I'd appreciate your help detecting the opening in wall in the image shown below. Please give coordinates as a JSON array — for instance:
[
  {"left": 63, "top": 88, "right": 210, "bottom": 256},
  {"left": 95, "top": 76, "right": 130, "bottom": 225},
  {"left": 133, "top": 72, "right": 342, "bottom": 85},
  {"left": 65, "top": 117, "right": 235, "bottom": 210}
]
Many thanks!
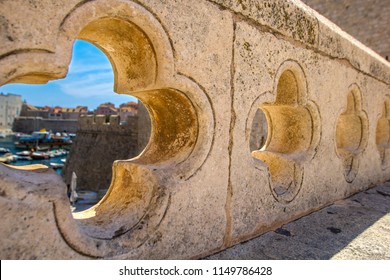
[
  {"left": 0, "top": 39, "right": 152, "bottom": 213},
  {"left": 251, "top": 61, "right": 321, "bottom": 203},
  {"left": 335, "top": 85, "right": 368, "bottom": 182},
  {"left": 1, "top": 10, "right": 202, "bottom": 242},
  {"left": 249, "top": 108, "right": 268, "bottom": 152},
  {"left": 376, "top": 98, "right": 390, "bottom": 168}
]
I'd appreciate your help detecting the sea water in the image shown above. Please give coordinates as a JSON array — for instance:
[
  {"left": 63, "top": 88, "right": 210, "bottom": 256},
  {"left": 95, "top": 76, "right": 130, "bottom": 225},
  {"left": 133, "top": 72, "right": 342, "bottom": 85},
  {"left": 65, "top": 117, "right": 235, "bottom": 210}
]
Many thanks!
[
  {"left": 0, "top": 135, "right": 68, "bottom": 174},
  {"left": 1, "top": 135, "right": 100, "bottom": 212}
]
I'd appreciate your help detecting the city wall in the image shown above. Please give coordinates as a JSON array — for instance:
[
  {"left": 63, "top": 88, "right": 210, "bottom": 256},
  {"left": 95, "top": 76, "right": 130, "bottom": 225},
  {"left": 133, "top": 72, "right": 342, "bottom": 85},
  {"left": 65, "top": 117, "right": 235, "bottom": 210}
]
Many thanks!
[
  {"left": 62, "top": 114, "right": 142, "bottom": 192},
  {"left": 0, "top": 0, "right": 389, "bottom": 259},
  {"left": 12, "top": 116, "right": 78, "bottom": 133}
]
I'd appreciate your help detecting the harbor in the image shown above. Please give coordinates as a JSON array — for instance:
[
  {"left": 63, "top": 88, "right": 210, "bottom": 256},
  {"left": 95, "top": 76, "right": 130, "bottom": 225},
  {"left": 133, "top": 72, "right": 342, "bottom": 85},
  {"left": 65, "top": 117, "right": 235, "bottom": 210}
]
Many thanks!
[
  {"left": 0, "top": 133, "right": 100, "bottom": 211},
  {"left": 0, "top": 133, "right": 69, "bottom": 174}
]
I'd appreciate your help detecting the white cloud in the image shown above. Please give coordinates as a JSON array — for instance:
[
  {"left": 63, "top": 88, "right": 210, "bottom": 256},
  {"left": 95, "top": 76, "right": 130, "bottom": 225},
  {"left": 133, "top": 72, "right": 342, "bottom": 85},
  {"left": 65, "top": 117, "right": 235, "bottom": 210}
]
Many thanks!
[
  {"left": 58, "top": 69, "right": 116, "bottom": 98},
  {"left": 55, "top": 40, "right": 134, "bottom": 102}
]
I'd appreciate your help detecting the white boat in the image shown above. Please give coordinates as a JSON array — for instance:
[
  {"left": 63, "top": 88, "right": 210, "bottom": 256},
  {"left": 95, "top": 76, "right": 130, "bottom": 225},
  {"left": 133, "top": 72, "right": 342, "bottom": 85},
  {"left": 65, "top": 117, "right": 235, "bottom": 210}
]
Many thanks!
[
  {"left": 49, "top": 149, "right": 67, "bottom": 157},
  {"left": 30, "top": 151, "right": 50, "bottom": 160},
  {"left": 15, "top": 155, "right": 33, "bottom": 161},
  {"left": 16, "top": 150, "right": 31, "bottom": 156},
  {"left": 49, "top": 162, "right": 64, "bottom": 169},
  {"left": 0, "top": 153, "right": 16, "bottom": 163},
  {"left": 0, "top": 147, "right": 11, "bottom": 154}
]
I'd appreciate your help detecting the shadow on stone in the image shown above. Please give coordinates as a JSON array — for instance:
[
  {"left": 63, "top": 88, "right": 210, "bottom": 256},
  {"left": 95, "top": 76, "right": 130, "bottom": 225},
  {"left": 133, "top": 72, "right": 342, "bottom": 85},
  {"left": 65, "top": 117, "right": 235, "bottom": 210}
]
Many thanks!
[{"left": 207, "top": 182, "right": 390, "bottom": 260}]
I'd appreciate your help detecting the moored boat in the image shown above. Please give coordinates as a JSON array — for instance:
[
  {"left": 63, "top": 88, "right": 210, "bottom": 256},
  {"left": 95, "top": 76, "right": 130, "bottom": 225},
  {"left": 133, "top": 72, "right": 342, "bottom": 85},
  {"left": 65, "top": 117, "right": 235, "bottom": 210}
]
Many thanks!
[
  {"left": 15, "top": 155, "right": 33, "bottom": 161},
  {"left": 16, "top": 150, "right": 31, "bottom": 156},
  {"left": 30, "top": 151, "right": 50, "bottom": 160},
  {"left": 0, "top": 153, "right": 16, "bottom": 163},
  {"left": 14, "top": 131, "right": 72, "bottom": 150},
  {"left": 0, "top": 147, "right": 11, "bottom": 154},
  {"left": 49, "top": 162, "right": 64, "bottom": 169},
  {"left": 48, "top": 149, "right": 68, "bottom": 157}
]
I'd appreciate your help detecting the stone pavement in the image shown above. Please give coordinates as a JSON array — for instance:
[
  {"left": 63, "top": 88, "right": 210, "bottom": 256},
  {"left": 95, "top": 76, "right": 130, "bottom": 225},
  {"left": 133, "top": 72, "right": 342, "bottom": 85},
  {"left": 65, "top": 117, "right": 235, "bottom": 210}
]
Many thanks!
[{"left": 207, "top": 182, "right": 390, "bottom": 260}]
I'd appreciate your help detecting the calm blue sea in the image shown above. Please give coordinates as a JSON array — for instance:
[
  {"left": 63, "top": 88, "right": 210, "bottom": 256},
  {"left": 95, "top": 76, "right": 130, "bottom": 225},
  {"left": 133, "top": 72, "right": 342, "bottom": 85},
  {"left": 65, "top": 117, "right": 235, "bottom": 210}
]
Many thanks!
[{"left": 0, "top": 135, "right": 68, "bottom": 174}]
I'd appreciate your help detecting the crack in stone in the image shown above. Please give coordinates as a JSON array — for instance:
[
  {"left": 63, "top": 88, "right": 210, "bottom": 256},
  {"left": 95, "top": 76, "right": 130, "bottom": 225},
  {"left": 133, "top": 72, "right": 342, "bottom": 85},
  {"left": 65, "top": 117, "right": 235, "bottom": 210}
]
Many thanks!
[{"left": 223, "top": 20, "right": 237, "bottom": 248}]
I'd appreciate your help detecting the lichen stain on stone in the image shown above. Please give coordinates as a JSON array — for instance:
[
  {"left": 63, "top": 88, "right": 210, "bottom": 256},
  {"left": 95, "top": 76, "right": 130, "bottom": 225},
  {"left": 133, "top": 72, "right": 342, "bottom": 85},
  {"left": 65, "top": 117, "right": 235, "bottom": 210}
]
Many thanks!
[
  {"left": 237, "top": 0, "right": 247, "bottom": 11},
  {"left": 78, "top": 17, "right": 157, "bottom": 93},
  {"left": 221, "top": 0, "right": 318, "bottom": 46},
  {"left": 134, "top": 88, "right": 198, "bottom": 165}
]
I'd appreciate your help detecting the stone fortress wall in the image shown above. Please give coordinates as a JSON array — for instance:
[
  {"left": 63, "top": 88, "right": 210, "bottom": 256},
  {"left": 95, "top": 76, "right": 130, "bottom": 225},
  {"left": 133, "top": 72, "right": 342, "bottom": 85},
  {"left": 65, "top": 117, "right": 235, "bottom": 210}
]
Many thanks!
[
  {"left": 301, "top": 0, "right": 390, "bottom": 60},
  {"left": 62, "top": 114, "right": 141, "bottom": 193},
  {"left": 0, "top": 0, "right": 389, "bottom": 259},
  {"left": 12, "top": 117, "right": 78, "bottom": 133},
  {"left": 62, "top": 102, "right": 151, "bottom": 193}
]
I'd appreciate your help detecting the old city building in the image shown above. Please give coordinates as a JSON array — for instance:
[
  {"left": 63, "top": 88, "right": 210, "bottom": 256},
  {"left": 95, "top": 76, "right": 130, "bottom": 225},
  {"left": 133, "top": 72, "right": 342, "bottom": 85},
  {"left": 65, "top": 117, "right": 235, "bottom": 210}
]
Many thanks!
[{"left": 0, "top": 93, "right": 22, "bottom": 134}]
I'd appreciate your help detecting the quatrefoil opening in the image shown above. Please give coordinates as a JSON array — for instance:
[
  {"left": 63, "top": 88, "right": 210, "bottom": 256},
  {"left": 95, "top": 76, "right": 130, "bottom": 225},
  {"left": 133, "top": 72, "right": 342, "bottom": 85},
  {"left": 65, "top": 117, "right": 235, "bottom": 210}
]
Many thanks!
[
  {"left": 335, "top": 85, "right": 369, "bottom": 183},
  {"left": 252, "top": 61, "right": 320, "bottom": 203}
]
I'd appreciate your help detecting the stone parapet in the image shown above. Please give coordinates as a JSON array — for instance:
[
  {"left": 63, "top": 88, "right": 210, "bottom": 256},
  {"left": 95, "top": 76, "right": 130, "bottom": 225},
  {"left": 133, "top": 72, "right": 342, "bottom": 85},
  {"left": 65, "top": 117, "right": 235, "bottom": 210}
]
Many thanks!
[
  {"left": 77, "top": 114, "right": 137, "bottom": 134},
  {"left": 301, "top": 0, "right": 390, "bottom": 60},
  {"left": 0, "top": 0, "right": 389, "bottom": 259},
  {"left": 12, "top": 116, "right": 78, "bottom": 133},
  {"left": 210, "top": 0, "right": 390, "bottom": 84},
  {"left": 62, "top": 114, "right": 140, "bottom": 192}
]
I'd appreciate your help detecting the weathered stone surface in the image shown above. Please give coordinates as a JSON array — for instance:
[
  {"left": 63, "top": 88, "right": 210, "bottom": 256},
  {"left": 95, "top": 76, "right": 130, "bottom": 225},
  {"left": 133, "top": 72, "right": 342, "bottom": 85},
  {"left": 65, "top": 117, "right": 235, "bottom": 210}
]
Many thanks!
[
  {"left": 210, "top": 0, "right": 390, "bottom": 84},
  {"left": 0, "top": 0, "right": 389, "bottom": 259},
  {"left": 0, "top": 165, "right": 87, "bottom": 259},
  {"left": 301, "top": 0, "right": 390, "bottom": 60},
  {"left": 207, "top": 182, "right": 390, "bottom": 260}
]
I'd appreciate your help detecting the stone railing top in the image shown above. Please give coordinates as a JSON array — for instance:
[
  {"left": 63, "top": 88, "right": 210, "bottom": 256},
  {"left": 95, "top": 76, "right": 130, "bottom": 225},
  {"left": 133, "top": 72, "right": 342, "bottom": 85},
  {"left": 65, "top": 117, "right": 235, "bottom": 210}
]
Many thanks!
[{"left": 210, "top": 0, "right": 390, "bottom": 84}]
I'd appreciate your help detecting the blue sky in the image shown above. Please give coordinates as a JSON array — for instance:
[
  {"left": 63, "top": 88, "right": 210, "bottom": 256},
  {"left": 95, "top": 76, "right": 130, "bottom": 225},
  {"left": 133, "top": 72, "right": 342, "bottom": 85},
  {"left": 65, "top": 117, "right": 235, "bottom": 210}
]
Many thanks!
[{"left": 0, "top": 40, "right": 137, "bottom": 110}]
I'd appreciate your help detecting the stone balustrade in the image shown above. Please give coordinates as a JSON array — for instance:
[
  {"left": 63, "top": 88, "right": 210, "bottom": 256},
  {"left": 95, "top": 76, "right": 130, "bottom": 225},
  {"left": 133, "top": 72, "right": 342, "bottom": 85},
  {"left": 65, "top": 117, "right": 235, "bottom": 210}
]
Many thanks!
[{"left": 0, "top": 0, "right": 389, "bottom": 259}]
